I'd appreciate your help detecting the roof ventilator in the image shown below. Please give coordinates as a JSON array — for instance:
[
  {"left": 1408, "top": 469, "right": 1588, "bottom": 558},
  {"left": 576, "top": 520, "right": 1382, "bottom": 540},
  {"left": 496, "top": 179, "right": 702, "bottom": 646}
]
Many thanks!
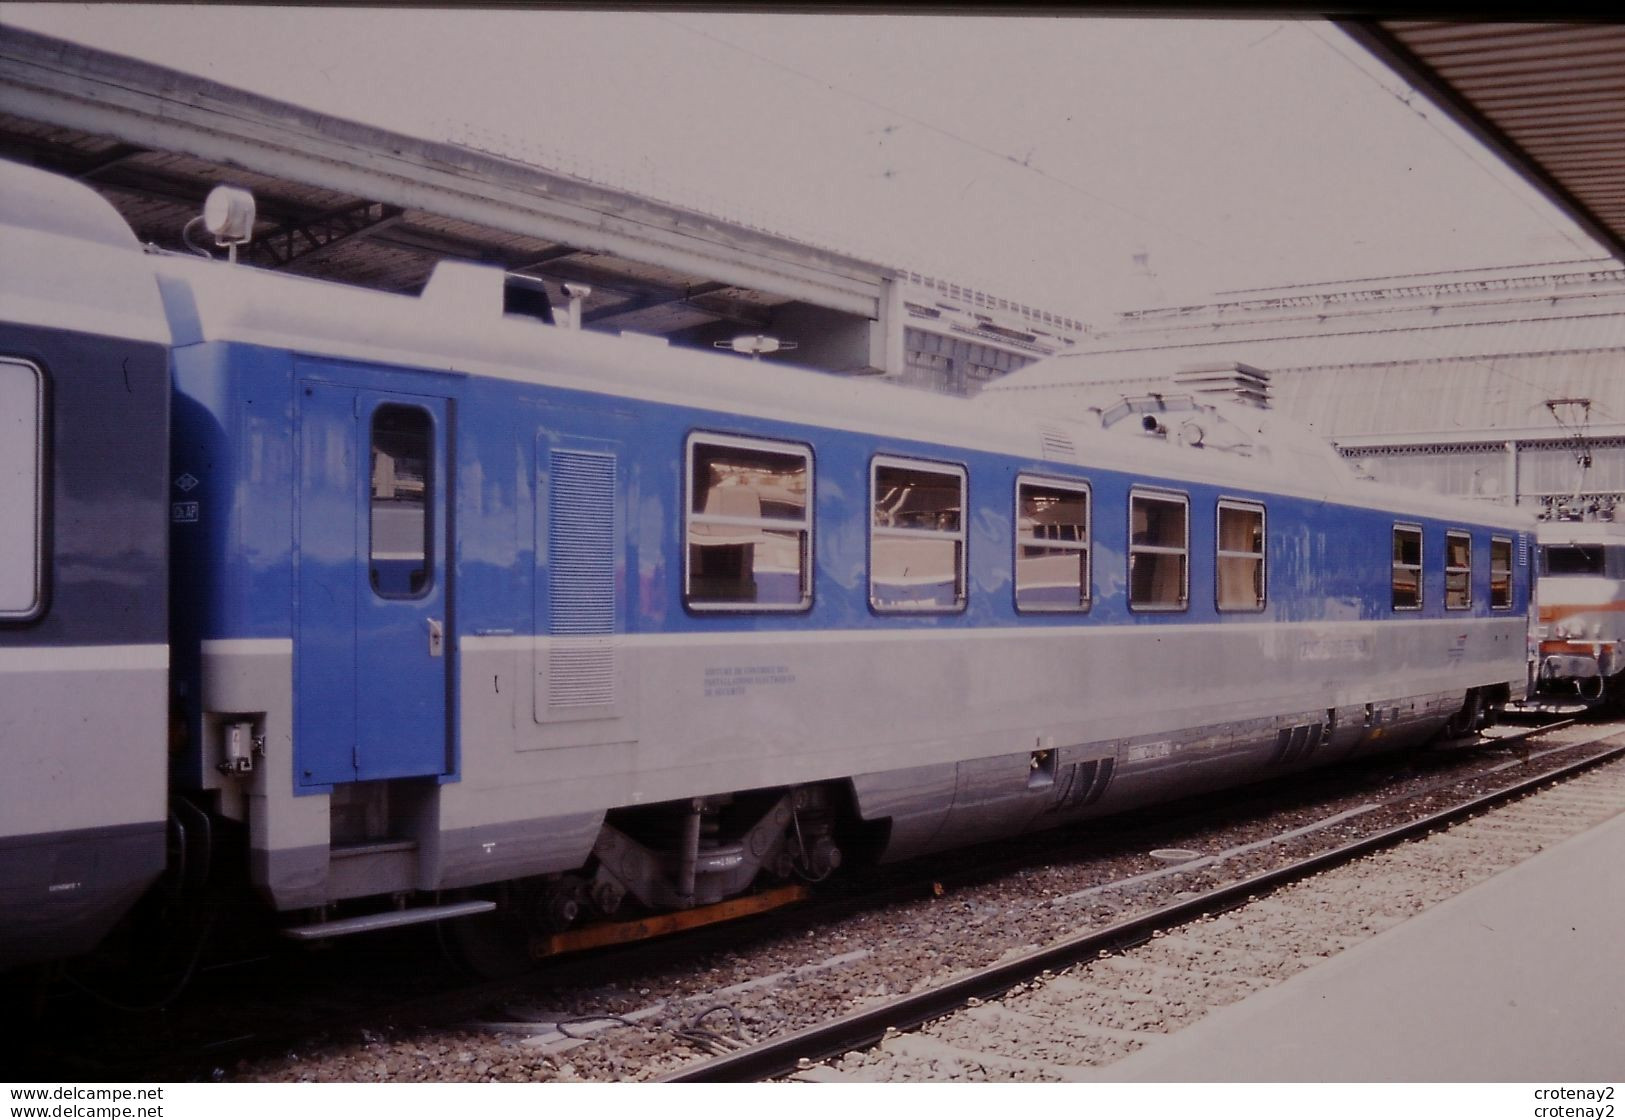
[
  {"left": 503, "top": 273, "right": 556, "bottom": 325},
  {"left": 1099, "top": 391, "right": 1257, "bottom": 457},
  {"left": 1038, "top": 425, "right": 1077, "bottom": 461},
  {"left": 1171, "top": 362, "right": 1272, "bottom": 410}
]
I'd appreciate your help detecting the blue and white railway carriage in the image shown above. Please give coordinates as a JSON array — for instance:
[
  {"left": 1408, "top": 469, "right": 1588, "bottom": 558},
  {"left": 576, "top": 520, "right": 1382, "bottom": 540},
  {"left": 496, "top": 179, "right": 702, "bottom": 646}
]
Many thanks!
[
  {"left": 0, "top": 166, "right": 170, "bottom": 967},
  {"left": 163, "top": 253, "right": 1533, "bottom": 933}
]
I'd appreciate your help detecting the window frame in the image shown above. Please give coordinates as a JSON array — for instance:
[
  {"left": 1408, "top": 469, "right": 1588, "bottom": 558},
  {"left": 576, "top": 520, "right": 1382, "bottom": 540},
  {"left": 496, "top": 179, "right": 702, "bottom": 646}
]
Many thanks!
[
  {"left": 869, "top": 454, "right": 968, "bottom": 614},
  {"left": 1392, "top": 523, "right": 1424, "bottom": 611},
  {"left": 1013, "top": 473, "right": 1091, "bottom": 614},
  {"left": 1, "top": 356, "right": 46, "bottom": 623},
  {"left": 683, "top": 431, "right": 815, "bottom": 614},
  {"left": 368, "top": 402, "right": 436, "bottom": 601},
  {"left": 1541, "top": 542, "right": 1607, "bottom": 577},
  {"left": 1444, "top": 529, "right": 1473, "bottom": 611},
  {"left": 1489, "top": 535, "right": 1514, "bottom": 611},
  {"left": 1128, "top": 487, "right": 1190, "bottom": 613},
  {"left": 1215, "top": 498, "right": 1267, "bottom": 613}
]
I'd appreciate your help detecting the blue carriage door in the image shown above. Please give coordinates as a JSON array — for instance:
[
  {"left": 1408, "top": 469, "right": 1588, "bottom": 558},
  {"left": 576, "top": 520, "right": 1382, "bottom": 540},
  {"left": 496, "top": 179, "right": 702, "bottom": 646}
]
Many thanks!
[{"left": 296, "top": 382, "right": 452, "bottom": 787}]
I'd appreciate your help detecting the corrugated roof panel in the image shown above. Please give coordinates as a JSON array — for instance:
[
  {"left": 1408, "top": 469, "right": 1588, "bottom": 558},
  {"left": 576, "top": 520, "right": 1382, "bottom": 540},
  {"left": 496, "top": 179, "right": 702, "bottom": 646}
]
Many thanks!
[
  {"left": 1000, "top": 310, "right": 1625, "bottom": 386},
  {"left": 992, "top": 264, "right": 1625, "bottom": 450},
  {"left": 1274, "top": 350, "right": 1625, "bottom": 440}
]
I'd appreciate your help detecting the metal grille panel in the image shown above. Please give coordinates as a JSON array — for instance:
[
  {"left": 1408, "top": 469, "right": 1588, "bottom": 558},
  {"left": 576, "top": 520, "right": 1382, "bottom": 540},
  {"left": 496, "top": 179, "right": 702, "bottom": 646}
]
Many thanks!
[
  {"left": 548, "top": 642, "right": 615, "bottom": 711},
  {"left": 547, "top": 450, "right": 616, "bottom": 711},
  {"left": 1039, "top": 425, "right": 1077, "bottom": 461},
  {"left": 548, "top": 451, "right": 616, "bottom": 636}
]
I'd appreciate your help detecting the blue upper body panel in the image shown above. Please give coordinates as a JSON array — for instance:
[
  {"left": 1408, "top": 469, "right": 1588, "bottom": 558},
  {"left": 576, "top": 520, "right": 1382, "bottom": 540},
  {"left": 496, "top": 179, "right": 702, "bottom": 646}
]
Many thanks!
[{"left": 169, "top": 339, "right": 1532, "bottom": 653}]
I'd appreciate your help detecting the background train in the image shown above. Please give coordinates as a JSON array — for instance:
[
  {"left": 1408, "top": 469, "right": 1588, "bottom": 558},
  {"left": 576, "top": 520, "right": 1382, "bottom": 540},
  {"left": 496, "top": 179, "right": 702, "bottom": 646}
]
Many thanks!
[
  {"left": 0, "top": 158, "right": 1535, "bottom": 975},
  {"left": 1531, "top": 516, "right": 1625, "bottom": 709}
]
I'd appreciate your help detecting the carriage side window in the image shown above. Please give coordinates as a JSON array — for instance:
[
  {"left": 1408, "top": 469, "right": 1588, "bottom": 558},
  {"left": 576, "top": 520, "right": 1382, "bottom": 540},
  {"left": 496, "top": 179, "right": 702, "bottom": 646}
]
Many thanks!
[
  {"left": 369, "top": 405, "right": 433, "bottom": 598},
  {"left": 1129, "top": 490, "right": 1188, "bottom": 611},
  {"left": 685, "top": 435, "right": 812, "bottom": 610},
  {"left": 1015, "top": 476, "right": 1090, "bottom": 612},
  {"left": 871, "top": 457, "right": 966, "bottom": 612},
  {"left": 1490, "top": 536, "right": 1513, "bottom": 610},
  {"left": 1217, "top": 500, "right": 1266, "bottom": 611},
  {"left": 1445, "top": 530, "right": 1472, "bottom": 610},
  {"left": 0, "top": 358, "right": 44, "bottom": 620},
  {"left": 1392, "top": 524, "right": 1423, "bottom": 610}
]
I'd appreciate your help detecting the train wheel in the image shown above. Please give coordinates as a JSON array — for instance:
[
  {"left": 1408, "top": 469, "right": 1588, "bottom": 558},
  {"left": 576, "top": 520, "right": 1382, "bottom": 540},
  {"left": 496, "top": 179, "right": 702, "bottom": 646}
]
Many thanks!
[
  {"left": 438, "top": 909, "right": 533, "bottom": 980},
  {"left": 1589, "top": 671, "right": 1625, "bottom": 717},
  {"left": 1443, "top": 689, "right": 1487, "bottom": 739}
]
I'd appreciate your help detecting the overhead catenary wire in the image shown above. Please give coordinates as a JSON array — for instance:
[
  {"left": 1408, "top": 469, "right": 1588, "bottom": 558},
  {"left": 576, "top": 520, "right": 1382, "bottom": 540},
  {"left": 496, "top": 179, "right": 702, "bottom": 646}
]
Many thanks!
[
  {"left": 654, "top": 14, "right": 1219, "bottom": 255},
  {"left": 1299, "top": 19, "right": 1599, "bottom": 261}
]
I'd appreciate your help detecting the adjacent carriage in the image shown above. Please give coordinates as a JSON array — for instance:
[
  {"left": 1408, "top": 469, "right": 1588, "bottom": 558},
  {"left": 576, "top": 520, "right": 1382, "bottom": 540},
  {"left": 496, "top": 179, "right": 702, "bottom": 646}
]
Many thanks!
[{"left": 0, "top": 163, "right": 170, "bottom": 967}]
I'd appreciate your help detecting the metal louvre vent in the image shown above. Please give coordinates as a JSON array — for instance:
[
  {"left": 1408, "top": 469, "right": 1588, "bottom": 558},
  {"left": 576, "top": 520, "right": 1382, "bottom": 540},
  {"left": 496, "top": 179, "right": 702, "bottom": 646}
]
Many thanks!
[
  {"left": 1271, "top": 721, "right": 1329, "bottom": 766},
  {"left": 1055, "top": 756, "right": 1114, "bottom": 810},
  {"left": 548, "top": 451, "right": 615, "bottom": 635},
  {"left": 548, "top": 641, "right": 615, "bottom": 710},
  {"left": 547, "top": 451, "right": 616, "bottom": 710},
  {"left": 1038, "top": 425, "right": 1077, "bottom": 461}
]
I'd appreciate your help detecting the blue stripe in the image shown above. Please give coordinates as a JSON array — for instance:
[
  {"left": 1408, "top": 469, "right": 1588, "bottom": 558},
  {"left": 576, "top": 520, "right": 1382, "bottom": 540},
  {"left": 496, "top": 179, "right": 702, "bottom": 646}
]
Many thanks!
[
  {"left": 178, "top": 341, "right": 1532, "bottom": 649},
  {"left": 0, "top": 323, "right": 167, "bottom": 648}
]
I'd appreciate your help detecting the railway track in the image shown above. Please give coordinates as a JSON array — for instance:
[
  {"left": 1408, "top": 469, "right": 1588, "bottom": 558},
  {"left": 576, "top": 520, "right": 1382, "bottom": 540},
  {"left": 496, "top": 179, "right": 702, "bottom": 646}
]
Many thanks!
[
  {"left": 10, "top": 717, "right": 1617, "bottom": 1082},
  {"left": 666, "top": 728, "right": 1625, "bottom": 1082}
]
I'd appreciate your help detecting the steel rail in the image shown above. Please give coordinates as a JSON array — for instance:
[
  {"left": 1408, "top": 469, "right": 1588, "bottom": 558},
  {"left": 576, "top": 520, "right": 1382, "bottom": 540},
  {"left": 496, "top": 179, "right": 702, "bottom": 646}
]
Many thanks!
[
  {"left": 25, "top": 722, "right": 1597, "bottom": 1079},
  {"left": 662, "top": 733, "right": 1624, "bottom": 1083}
]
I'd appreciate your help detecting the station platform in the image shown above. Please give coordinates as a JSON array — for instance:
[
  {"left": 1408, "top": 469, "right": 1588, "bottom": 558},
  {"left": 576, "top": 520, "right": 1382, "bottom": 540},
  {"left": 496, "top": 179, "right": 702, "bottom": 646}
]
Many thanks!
[{"left": 1099, "top": 812, "right": 1625, "bottom": 1081}]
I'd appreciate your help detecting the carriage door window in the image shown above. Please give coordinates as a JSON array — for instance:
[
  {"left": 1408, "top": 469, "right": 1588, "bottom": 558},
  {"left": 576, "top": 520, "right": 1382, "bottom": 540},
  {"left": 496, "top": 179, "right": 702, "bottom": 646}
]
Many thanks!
[
  {"left": 1490, "top": 537, "right": 1513, "bottom": 609},
  {"left": 369, "top": 405, "right": 433, "bottom": 598},
  {"left": 1392, "top": 524, "right": 1423, "bottom": 610},
  {"left": 1217, "top": 500, "right": 1265, "bottom": 611},
  {"left": 1015, "top": 477, "right": 1090, "bottom": 612},
  {"left": 0, "top": 358, "right": 43, "bottom": 619},
  {"left": 685, "top": 436, "right": 812, "bottom": 610},
  {"left": 1129, "top": 490, "right": 1188, "bottom": 610},
  {"left": 871, "top": 458, "right": 966, "bottom": 612},
  {"left": 1445, "top": 531, "right": 1472, "bottom": 610}
]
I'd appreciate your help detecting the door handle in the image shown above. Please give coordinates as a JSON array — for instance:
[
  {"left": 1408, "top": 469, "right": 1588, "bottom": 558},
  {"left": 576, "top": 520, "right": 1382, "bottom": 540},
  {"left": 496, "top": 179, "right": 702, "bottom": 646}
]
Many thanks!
[{"left": 428, "top": 618, "right": 443, "bottom": 658}]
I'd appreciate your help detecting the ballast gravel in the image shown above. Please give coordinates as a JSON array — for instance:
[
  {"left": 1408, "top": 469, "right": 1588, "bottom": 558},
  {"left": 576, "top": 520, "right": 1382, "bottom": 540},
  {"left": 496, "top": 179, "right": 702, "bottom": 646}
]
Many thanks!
[
  {"left": 218, "top": 734, "right": 1625, "bottom": 1083},
  {"left": 795, "top": 756, "right": 1625, "bottom": 1082}
]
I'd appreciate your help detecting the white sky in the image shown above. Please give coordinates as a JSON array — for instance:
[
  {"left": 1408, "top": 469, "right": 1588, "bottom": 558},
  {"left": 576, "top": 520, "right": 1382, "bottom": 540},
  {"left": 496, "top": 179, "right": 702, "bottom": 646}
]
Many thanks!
[{"left": 2, "top": 6, "right": 1604, "bottom": 322}]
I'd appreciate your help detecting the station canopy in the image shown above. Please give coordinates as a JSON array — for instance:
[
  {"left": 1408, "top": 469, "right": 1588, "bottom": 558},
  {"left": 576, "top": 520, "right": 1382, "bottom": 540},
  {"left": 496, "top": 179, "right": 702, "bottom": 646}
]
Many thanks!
[
  {"left": 4, "top": 21, "right": 1622, "bottom": 352},
  {"left": 1345, "top": 20, "right": 1625, "bottom": 267},
  {"left": 0, "top": 26, "right": 890, "bottom": 350}
]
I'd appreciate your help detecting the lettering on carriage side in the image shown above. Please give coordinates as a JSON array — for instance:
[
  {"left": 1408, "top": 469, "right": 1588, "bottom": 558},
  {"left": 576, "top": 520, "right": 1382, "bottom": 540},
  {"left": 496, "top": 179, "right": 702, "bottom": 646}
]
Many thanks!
[
  {"left": 703, "top": 663, "right": 796, "bottom": 699},
  {"left": 1297, "top": 636, "right": 1372, "bottom": 662},
  {"left": 1126, "top": 740, "right": 1175, "bottom": 762},
  {"left": 171, "top": 501, "right": 199, "bottom": 523},
  {"left": 1446, "top": 632, "right": 1469, "bottom": 660}
]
